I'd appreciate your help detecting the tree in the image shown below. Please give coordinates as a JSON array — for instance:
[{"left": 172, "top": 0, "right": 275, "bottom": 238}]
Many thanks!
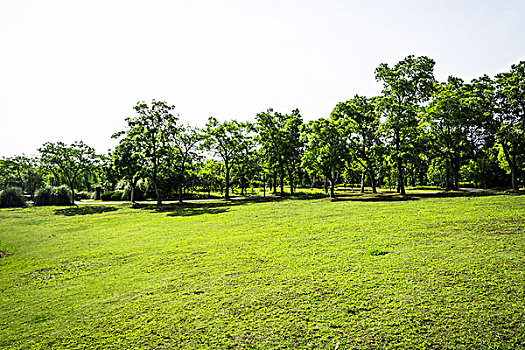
[
  {"left": 375, "top": 55, "right": 436, "bottom": 195},
  {"left": 171, "top": 125, "right": 202, "bottom": 203},
  {"left": 197, "top": 159, "right": 224, "bottom": 196},
  {"left": 493, "top": 61, "right": 525, "bottom": 190},
  {"left": 111, "top": 134, "right": 143, "bottom": 202},
  {"left": 203, "top": 117, "right": 250, "bottom": 199},
  {"left": 331, "top": 95, "right": 382, "bottom": 193},
  {"left": 39, "top": 141, "right": 99, "bottom": 204},
  {"left": 231, "top": 133, "right": 259, "bottom": 196},
  {"left": 283, "top": 109, "right": 304, "bottom": 195},
  {"left": 425, "top": 77, "right": 478, "bottom": 190},
  {"left": 0, "top": 155, "right": 44, "bottom": 198},
  {"left": 120, "top": 100, "right": 179, "bottom": 205},
  {"left": 301, "top": 117, "right": 349, "bottom": 198},
  {"left": 256, "top": 108, "right": 303, "bottom": 196}
]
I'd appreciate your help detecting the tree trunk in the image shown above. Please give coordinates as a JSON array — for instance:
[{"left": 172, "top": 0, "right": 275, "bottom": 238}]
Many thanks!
[
  {"left": 511, "top": 153, "right": 518, "bottom": 191},
  {"left": 154, "top": 181, "right": 161, "bottom": 206},
  {"left": 395, "top": 130, "right": 406, "bottom": 196},
  {"left": 130, "top": 183, "right": 136, "bottom": 203},
  {"left": 501, "top": 144, "right": 519, "bottom": 191},
  {"left": 329, "top": 175, "right": 336, "bottom": 198},
  {"left": 288, "top": 167, "right": 294, "bottom": 196},
  {"left": 445, "top": 159, "right": 451, "bottom": 191},
  {"left": 279, "top": 161, "right": 284, "bottom": 196},
  {"left": 452, "top": 157, "right": 460, "bottom": 191},
  {"left": 369, "top": 167, "right": 377, "bottom": 194},
  {"left": 272, "top": 172, "right": 277, "bottom": 195},
  {"left": 263, "top": 172, "right": 266, "bottom": 197},
  {"left": 360, "top": 169, "right": 366, "bottom": 193},
  {"left": 225, "top": 162, "right": 231, "bottom": 199},
  {"left": 70, "top": 184, "right": 76, "bottom": 206}
]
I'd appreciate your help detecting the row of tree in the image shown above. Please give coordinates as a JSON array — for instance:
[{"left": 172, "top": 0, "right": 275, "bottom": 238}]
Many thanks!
[{"left": 1, "top": 55, "right": 524, "bottom": 204}]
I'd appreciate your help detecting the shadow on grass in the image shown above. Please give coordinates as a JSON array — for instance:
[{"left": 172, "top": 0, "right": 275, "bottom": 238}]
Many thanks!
[
  {"left": 328, "top": 189, "right": 522, "bottom": 202},
  {"left": 131, "top": 189, "right": 523, "bottom": 213},
  {"left": 133, "top": 202, "right": 234, "bottom": 217},
  {"left": 331, "top": 194, "right": 419, "bottom": 202},
  {"left": 54, "top": 206, "right": 120, "bottom": 216},
  {"left": 132, "top": 195, "right": 321, "bottom": 216}
]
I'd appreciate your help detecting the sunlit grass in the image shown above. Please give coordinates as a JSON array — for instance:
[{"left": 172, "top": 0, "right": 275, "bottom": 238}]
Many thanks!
[{"left": 1, "top": 192, "right": 524, "bottom": 348}]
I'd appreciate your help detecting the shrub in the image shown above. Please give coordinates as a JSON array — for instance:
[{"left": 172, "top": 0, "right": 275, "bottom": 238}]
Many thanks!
[
  {"left": 34, "top": 186, "right": 72, "bottom": 206},
  {"left": 369, "top": 248, "right": 389, "bottom": 256},
  {"left": 122, "top": 187, "right": 144, "bottom": 201},
  {"left": 76, "top": 191, "right": 94, "bottom": 200},
  {"left": 101, "top": 190, "right": 124, "bottom": 201},
  {"left": 0, "top": 187, "right": 27, "bottom": 208}
]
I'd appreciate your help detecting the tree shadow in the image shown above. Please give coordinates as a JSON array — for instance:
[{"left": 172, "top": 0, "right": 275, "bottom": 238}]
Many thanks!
[
  {"left": 330, "top": 194, "right": 420, "bottom": 202},
  {"left": 132, "top": 202, "right": 234, "bottom": 217},
  {"left": 54, "top": 206, "right": 120, "bottom": 216},
  {"left": 130, "top": 189, "right": 523, "bottom": 214},
  {"left": 330, "top": 189, "right": 521, "bottom": 202}
]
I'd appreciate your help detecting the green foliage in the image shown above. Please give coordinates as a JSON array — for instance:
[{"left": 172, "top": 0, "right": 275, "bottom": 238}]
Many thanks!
[
  {"left": 332, "top": 95, "right": 383, "bottom": 193},
  {"left": 301, "top": 117, "right": 349, "bottom": 197},
  {"left": 196, "top": 159, "right": 224, "bottom": 194},
  {"left": 369, "top": 248, "right": 389, "bottom": 256},
  {"left": 76, "top": 191, "right": 94, "bottom": 200},
  {"left": 101, "top": 190, "right": 124, "bottom": 201},
  {"left": 0, "top": 187, "right": 27, "bottom": 208},
  {"left": 39, "top": 141, "right": 100, "bottom": 203},
  {"left": 121, "top": 187, "right": 144, "bottom": 201},
  {"left": 425, "top": 76, "right": 479, "bottom": 190},
  {"left": 256, "top": 108, "right": 304, "bottom": 195},
  {"left": 119, "top": 100, "right": 180, "bottom": 205},
  {"left": 34, "top": 185, "right": 72, "bottom": 206},
  {"left": 170, "top": 124, "right": 203, "bottom": 202},
  {"left": 203, "top": 117, "right": 252, "bottom": 199},
  {"left": 0, "top": 155, "right": 44, "bottom": 196},
  {"left": 375, "top": 55, "right": 436, "bottom": 195}
]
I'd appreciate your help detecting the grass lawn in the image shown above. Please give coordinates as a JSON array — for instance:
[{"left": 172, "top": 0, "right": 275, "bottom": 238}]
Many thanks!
[{"left": 1, "top": 192, "right": 524, "bottom": 349}]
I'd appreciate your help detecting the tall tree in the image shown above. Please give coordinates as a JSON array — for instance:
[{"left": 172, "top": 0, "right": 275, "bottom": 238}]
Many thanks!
[
  {"left": 256, "top": 108, "right": 303, "bottom": 196},
  {"left": 232, "top": 132, "right": 259, "bottom": 196},
  {"left": 426, "top": 77, "right": 476, "bottom": 190},
  {"left": 375, "top": 55, "right": 436, "bottom": 195},
  {"left": 203, "top": 117, "right": 249, "bottom": 199},
  {"left": 283, "top": 109, "right": 304, "bottom": 196},
  {"left": 39, "top": 141, "right": 99, "bottom": 204},
  {"left": 493, "top": 61, "right": 525, "bottom": 190},
  {"left": 332, "top": 95, "right": 382, "bottom": 193},
  {"left": 171, "top": 125, "right": 202, "bottom": 203},
  {"left": 301, "top": 117, "right": 349, "bottom": 198},
  {"left": 0, "top": 155, "right": 44, "bottom": 197},
  {"left": 120, "top": 100, "right": 179, "bottom": 205},
  {"left": 111, "top": 133, "right": 143, "bottom": 202}
]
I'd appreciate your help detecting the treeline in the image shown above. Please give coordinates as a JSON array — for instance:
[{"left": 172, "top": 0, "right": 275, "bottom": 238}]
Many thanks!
[{"left": 1, "top": 55, "right": 524, "bottom": 206}]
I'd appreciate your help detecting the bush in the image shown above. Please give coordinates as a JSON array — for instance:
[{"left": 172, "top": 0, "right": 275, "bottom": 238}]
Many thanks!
[
  {"left": 101, "top": 190, "right": 124, "bottom": 201},
  {"left": 0, "top": 187, "right": 27, "bottom": 208},
  {"left": 34, "top": 185, "right": 72, "bottom": 206},
  {"left": 76, "top": 191, "right": 94, "bottom": 200},
  {"left": 122, "top": 187, "right": 144, "bottom": 201}
]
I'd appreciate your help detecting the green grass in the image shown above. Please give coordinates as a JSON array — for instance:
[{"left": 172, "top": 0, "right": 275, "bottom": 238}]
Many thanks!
[{"left": 1, "top": 192, "right": 524, "bottom": 349}]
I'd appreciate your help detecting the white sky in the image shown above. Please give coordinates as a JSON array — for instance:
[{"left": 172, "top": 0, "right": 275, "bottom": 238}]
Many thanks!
[{"left": 1, "top": 0, "right": 524, "bottom": 157}]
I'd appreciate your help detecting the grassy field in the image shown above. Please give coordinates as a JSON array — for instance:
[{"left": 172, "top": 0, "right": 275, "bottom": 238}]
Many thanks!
[{"left": 1, "top": 191, "right": 524, "bottom": 349}]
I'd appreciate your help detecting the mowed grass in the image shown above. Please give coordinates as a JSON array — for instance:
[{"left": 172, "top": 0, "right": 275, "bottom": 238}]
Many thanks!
[{"left": 0, "top": 192, "right": 524, "bottom": 349}]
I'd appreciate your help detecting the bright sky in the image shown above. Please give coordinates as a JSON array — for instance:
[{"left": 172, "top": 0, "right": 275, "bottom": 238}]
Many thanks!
[{"left": 1, "top": 0, "right": 524, "bottom": 157}]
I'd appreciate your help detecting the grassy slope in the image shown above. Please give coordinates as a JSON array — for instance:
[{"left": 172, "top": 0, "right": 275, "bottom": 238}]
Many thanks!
[{"left": 0, "top": 193, "right": 524, "bottom": 349}]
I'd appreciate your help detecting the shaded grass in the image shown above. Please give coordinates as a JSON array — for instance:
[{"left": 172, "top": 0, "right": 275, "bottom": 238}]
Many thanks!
[{"left": 0, "top": 193, "right": 524, "bottom": 349}]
